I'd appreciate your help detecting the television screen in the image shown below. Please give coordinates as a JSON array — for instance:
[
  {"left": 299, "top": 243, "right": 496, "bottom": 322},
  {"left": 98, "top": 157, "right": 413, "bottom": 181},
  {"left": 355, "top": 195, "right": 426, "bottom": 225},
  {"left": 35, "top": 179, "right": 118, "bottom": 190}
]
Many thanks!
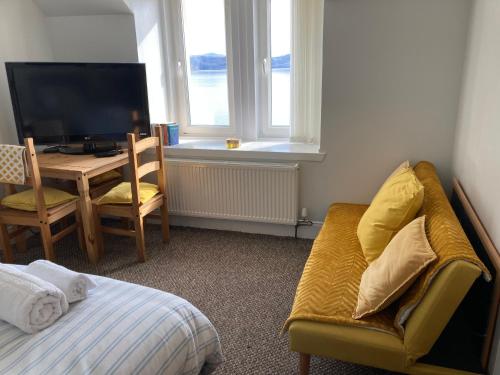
[{"left": 5, "top": 62, "right": 150, "bottom": 145}]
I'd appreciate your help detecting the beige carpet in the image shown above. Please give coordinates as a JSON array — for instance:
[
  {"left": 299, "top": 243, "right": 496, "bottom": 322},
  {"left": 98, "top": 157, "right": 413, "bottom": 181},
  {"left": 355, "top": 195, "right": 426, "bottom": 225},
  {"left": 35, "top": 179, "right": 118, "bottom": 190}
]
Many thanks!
[{"left": 12, "top": 224, "right": 394, "bottom": 375}]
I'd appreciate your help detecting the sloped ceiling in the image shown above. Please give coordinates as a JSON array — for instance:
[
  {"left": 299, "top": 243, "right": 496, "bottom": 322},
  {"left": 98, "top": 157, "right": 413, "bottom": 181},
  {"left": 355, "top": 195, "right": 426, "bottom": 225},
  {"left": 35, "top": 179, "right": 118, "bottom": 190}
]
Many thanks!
[{"left": 34, "top": 0, "right": 132, "bottom": 17}]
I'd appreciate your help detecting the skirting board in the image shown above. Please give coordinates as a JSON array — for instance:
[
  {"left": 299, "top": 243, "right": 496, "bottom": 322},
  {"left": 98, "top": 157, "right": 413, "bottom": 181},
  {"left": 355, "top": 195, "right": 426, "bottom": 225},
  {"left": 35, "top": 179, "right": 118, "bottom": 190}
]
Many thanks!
[{"left": 149, "top": 215, "right": 323, "bottom": 239}]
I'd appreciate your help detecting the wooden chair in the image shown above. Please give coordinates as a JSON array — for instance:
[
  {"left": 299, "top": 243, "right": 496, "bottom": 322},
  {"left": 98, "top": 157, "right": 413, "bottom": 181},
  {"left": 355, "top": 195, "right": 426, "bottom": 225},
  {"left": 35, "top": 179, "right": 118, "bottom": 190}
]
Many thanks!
[
  {"left": 0, "top": 138, "right": 85, "bottom": 263},
  {"left": 93, "top": 125, "right": 169, "bottom": 262}
]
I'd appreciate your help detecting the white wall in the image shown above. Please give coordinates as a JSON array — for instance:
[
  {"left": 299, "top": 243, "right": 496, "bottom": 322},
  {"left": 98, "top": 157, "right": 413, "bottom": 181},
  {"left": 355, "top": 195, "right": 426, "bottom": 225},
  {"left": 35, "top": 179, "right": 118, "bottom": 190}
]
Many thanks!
[
  {"left": 46, "top": 14, "right": 138, "bottom": 63},
  {"left": 126, "top": 0, "right": 169, "bottom": 124},
  {"left": 0, "top": 0, "right": 53, "bottom": 144},
  {"left": 300, "top": 0, "right": 471, "bottom": 222},
  {"left": 452, "top": 0, "right": 500, "bottom": 373},
  {"left": 34, "top": 0, "right": 132, "bottom": 17}
]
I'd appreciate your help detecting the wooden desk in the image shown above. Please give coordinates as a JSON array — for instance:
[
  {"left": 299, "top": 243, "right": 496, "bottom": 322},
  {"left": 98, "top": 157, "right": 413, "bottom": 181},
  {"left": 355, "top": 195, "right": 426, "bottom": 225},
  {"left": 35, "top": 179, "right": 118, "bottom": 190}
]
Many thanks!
[{"left": 37, "top": 152, "right": 129, "bottom": 263}]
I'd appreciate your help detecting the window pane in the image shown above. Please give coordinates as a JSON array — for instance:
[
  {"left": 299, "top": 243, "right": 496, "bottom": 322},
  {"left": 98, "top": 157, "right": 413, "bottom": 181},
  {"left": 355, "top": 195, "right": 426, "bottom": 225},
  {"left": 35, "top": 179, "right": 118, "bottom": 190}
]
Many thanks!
[
  {"left": 183, "top": 0, "right": 229, "bottom": 126},
  {"left": 271, "top": 0, "right": 291, "bottom": 127}
]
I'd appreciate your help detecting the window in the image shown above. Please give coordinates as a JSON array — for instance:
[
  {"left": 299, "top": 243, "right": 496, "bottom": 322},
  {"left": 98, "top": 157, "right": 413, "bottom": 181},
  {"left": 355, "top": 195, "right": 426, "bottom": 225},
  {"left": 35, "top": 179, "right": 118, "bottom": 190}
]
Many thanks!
[
  {"left": 162, "top": 0, "right": 324, "bottom": 143},
  {"left": 253, "top": 0, "right": 292, "bottom": 138},
  {"left": 182, "top": 0, "right": 230, "bottom": 127},
  {"left": 270, "top": 0, "right": 291, "bottom": 128}
]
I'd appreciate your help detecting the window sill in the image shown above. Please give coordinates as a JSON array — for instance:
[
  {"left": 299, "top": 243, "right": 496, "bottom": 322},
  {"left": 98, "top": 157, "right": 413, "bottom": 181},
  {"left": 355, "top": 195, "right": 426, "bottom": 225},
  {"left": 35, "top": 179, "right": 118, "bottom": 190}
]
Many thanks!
[{"left": 164, "top": 138, "right": 325, "bottom": 162}]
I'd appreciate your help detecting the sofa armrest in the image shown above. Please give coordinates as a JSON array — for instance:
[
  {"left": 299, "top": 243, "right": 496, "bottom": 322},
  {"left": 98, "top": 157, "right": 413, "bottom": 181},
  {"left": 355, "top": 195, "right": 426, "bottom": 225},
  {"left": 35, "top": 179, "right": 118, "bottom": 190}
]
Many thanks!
[{"left": 404, "top": 260, "right": 481, "bottom": 364}]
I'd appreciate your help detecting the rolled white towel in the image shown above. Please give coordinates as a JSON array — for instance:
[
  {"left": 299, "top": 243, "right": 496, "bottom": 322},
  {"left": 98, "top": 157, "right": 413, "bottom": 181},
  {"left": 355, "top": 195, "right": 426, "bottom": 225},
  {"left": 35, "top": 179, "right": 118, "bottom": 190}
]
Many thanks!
[
  {"left": 0, "top": 264, "right": 69, "bottom": 333},
  {"left": 25, "top": 260, "right": 97, "bottom": 303}
]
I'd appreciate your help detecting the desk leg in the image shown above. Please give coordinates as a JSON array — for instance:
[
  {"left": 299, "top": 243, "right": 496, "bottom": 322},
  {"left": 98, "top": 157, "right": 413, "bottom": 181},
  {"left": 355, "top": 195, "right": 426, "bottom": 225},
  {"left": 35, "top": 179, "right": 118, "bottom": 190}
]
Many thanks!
[{"left": 76, "top": 173, "right": 98, "bottom": 263}]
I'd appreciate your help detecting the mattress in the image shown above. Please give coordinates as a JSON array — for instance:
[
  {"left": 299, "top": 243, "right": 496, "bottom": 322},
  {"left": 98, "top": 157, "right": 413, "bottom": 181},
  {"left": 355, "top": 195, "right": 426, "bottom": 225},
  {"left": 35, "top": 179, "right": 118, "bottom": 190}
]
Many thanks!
[{"left": 0, "top": 269, "right": 223, "bottom": 375}]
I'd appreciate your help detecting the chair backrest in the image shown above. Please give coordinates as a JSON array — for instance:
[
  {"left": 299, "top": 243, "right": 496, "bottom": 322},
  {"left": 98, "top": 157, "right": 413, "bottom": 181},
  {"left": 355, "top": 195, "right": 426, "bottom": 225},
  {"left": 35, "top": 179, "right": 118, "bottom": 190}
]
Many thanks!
[
  {"left": 126, "top": 125, "right": 166, "bottom": 209},
  {"left": 0, "top": 138, "right": 48, "bottom": 218}
]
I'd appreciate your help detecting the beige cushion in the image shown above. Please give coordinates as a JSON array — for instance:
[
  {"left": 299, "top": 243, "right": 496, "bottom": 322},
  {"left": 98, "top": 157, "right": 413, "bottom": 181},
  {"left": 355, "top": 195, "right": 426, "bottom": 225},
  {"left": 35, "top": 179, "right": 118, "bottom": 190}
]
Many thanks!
[
  {"left": 353, "top": 216, "right": 436, "bottom": 319},
  {"left": 387, "top": 160, "right": 410, "bottom": 180}
]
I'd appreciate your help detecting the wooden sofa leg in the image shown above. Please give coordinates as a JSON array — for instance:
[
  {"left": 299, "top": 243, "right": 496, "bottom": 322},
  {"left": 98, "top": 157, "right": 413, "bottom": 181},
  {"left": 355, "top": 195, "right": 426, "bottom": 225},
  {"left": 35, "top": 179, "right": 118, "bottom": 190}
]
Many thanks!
[{"left": 299, "top": 353, "right": 310, "bottom": 375}]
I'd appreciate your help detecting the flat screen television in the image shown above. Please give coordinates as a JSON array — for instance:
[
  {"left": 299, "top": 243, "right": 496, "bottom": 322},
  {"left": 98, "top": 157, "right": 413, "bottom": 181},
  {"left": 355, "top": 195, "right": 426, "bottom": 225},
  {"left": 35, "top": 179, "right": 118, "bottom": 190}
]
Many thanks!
[{"left": 5, "top": 62, "right": 150, "bottom": 149}]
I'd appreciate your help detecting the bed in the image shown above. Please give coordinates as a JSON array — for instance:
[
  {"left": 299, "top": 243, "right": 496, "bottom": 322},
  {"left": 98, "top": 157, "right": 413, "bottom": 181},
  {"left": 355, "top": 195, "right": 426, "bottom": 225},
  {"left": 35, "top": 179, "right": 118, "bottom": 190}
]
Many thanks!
[{"left": 0, "top": 268, "right": 223, "bottom": 375}]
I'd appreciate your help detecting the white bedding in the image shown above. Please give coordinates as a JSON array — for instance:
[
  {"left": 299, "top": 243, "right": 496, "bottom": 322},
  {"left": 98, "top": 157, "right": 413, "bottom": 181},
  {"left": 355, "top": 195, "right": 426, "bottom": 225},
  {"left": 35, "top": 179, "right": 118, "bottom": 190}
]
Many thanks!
[{"left": 0, "top": 269, "right": 223, "bottom": 375}]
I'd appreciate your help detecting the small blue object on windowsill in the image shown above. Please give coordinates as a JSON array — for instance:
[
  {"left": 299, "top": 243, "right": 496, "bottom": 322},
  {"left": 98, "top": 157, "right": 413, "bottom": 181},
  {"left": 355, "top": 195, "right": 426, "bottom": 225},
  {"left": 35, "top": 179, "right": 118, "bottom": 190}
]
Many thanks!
[
  {"left": 160, "top": 122, "right": 179, "bottom": 146},
  {"left": 167, "top": 123, "right": 179, "bottom": 145}
]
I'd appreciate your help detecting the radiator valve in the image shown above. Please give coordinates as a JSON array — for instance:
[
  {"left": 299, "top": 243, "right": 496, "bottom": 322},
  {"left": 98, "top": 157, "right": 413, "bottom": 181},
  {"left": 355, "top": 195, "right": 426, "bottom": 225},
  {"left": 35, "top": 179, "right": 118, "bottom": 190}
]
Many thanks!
[{"left": 295, "top": 208, "right": 313, "bottom": 238}]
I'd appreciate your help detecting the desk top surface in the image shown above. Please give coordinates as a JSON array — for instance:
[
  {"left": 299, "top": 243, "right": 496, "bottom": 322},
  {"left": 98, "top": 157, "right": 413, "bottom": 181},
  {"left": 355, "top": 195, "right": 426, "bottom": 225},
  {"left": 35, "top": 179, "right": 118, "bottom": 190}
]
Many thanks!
[{"left": 37, "top": 152, "right": 129, "bottom": 178}]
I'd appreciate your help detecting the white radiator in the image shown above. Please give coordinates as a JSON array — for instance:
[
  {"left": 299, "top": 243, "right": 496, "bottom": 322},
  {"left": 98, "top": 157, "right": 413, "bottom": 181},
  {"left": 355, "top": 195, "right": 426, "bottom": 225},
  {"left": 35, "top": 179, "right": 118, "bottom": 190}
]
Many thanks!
[{"left": 166, "top": 159, "right": 299, "bottom": 225}]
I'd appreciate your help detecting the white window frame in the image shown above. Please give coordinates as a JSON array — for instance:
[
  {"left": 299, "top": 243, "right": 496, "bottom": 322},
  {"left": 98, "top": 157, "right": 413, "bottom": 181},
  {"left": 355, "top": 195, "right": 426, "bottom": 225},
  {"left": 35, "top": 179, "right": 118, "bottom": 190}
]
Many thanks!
[
  {"left": 160, "top": 0, "right": 291, "bottom": 140},
  {"left": 161, "top": 0, "right": 238, "bottom": 137},
  {"left": 254, "top": 0, "right": 290, "bottom": 139}
]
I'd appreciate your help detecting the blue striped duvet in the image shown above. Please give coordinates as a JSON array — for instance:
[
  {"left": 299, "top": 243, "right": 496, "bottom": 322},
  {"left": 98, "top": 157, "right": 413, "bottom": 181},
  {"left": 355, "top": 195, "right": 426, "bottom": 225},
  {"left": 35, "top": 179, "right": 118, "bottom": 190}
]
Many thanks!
[{"left": 0, "top": 272, "right": 223, "bottom": 375}]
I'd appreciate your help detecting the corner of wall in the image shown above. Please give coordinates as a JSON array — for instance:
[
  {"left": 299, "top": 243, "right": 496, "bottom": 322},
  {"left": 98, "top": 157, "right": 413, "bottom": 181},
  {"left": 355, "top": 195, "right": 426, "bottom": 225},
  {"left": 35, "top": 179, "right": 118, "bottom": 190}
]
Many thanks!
[
  {"left": 450, "top": 0, "right": 477, "bottom": 180},
  {"left": 0, "top": 0, "right": 54, "bottom": 144}
]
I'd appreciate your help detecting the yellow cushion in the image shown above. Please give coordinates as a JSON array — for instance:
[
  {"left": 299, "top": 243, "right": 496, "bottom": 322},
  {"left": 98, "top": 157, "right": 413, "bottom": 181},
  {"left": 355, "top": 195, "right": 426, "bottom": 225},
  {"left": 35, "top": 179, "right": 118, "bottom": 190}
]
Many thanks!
[
  {"left": 357, "top": 167, "right": 424, "bottom": 263},
  {"left": 1, "top": 187, "right": 77, "bottom": 211},
  {"left": 89, "top": 170, "right": 121, "bottom": 186},
  {"left": 353, "top": 216, "right": 436, "bottom": 319},
  {"left": 97, "top": 182, "right": 159, "bottom": 205}
]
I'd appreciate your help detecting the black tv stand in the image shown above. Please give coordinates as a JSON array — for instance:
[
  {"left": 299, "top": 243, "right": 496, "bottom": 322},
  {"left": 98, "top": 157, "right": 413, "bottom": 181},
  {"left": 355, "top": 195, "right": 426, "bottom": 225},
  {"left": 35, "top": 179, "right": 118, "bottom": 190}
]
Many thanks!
[
  {"left": 58, "top": 145, "right": 86, "bottom": 155},
  {"left": 43, "top": 141, "right": 119, "bottom": 155}
]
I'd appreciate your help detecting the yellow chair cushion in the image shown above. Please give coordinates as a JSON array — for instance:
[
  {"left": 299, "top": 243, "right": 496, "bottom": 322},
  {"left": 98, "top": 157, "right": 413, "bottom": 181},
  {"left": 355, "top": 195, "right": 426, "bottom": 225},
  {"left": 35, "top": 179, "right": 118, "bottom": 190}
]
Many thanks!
[
  {"left": 1, "top": 187, "right": 77, "bottom": 211},
  {"left": 357, "top": 167, "right": 424, "bottom": 263},
  {"left": 353, "top": 216, "right": 436, "bottom": 319},
  {"left": 97, "top": 182, "right": 159, "bottom": 205},
  {"left": 89, "top": 170, "right": 121, "bottom": 186}
]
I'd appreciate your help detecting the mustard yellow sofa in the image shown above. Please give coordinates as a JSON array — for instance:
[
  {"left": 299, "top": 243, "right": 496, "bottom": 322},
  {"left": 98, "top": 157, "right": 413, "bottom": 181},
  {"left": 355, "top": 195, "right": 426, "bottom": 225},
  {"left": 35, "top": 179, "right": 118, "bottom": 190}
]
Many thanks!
[{"left": 285, "top": 162, "right": 490, "bottom": 375}]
